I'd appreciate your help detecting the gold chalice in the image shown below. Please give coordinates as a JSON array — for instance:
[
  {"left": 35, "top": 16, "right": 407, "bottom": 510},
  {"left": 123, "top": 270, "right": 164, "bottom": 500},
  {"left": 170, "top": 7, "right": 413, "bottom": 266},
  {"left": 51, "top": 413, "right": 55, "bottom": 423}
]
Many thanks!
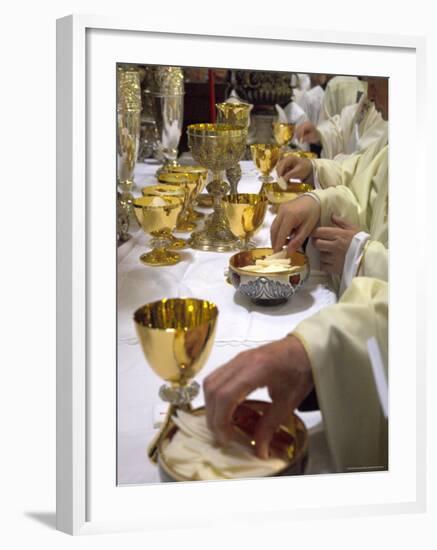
[
  {"left": 141, "top": 184, "right": 187, "bottom": 249},
  {"left": 222, "top": 193, "right": 268, "bottom": 250},
  {"left": 134, "top": 298, "right": 219, "bottom": 462},
  {"left": 283, "top": 150, "right": 318, "bottom": 160},
  {"left": 250, "top": 143, "right": 281, "bottom": 183},
  {"left": 272, "top": 122, "right": 295, "bottom": 150},
  {"left": 165, "top": 165, "right": 209, "bottom": 221},
  {"left": 132, "top": 195, "right": 182, "bottom": 266},
  {"left": 187, "top": 123, "right": 247, "bottom": 252},
  {"left": 157, "top": 171, "right": 202, "bottom": 232},
  {"left": 216, "top": 102, "right": 252, "bottom": 194}
]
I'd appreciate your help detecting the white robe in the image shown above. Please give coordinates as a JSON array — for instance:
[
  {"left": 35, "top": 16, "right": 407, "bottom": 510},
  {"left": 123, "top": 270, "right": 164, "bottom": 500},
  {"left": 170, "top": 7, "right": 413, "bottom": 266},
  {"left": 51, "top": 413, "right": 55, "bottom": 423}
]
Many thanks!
[
  {"left": 311, "top": 146, "right": 389, "bottom": 285},
  {"left": 319, "top": 76, "right": 367, "bottom": 123},
  {"left": 293, "top": 276, "right": 388, "bottom": 472},
  {"left": 317, "top": 95, "right": 388, "bottom": 161},
  {"left": 294, "top": 85, "right": 325, "bottom": 126}
]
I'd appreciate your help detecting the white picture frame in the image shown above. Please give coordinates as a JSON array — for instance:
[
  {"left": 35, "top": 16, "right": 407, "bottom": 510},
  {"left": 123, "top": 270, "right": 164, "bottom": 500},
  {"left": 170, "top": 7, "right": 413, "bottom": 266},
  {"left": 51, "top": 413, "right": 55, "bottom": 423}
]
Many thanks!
[{"left": 56, "top": 14, "right": 427, "bottom": 535}]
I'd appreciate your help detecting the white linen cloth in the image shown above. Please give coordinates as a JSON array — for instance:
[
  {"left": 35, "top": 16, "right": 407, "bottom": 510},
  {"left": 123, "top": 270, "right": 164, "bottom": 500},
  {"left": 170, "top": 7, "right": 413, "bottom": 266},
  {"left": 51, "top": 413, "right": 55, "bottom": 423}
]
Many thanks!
[{"left": 117, "top": 160, "right": 336, "bottom": 484}]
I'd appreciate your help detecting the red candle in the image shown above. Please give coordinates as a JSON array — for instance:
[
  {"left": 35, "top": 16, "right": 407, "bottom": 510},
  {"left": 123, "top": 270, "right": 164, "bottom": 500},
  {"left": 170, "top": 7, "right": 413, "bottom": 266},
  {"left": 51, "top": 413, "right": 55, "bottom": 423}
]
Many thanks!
[{"left": 208, "top": 69, "right": 216, "bottom": 123}]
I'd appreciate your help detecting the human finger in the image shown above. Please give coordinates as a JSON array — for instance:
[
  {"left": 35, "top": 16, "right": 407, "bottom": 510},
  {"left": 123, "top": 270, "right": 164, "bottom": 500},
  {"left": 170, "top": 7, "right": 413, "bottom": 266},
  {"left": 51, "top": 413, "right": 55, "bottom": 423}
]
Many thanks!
[
  {"left": 311, "top": 226, "right": 340, "bottom": 240},
  {"left": 312, "top": 237, "right": 335, "bottom": 252},
  {"left": 254, "top": 401, "right": 289, "bottom": 459}
]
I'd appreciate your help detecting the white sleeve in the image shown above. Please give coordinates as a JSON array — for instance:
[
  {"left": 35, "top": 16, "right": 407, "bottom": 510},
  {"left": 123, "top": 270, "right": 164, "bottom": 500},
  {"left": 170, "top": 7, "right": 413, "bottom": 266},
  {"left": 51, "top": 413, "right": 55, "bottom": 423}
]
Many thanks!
[{"left": 339, "top": 231, "right": 370, "bottom": 295}]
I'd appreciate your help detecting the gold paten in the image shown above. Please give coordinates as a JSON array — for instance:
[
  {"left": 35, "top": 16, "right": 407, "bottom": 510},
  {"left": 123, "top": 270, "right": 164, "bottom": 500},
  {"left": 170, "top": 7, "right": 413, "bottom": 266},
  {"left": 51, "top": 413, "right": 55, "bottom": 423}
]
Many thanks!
[
  {"left": 158, "top": 401, "right": 308, "bottom": 482},
  {"left": 187, "top": 123, "right": 247, "bottom": 252},
  {"left": 222, "top": 193, "right": 268, "bottom": 249},
  {"left": 250, "top": 143, "right": 281, "bottom": 183},
  {"left": 133, "top": 298, "right": 218, "bottom": 462},
  {"left": 132, "top": 195, "right": 182, "bottom": 266}
]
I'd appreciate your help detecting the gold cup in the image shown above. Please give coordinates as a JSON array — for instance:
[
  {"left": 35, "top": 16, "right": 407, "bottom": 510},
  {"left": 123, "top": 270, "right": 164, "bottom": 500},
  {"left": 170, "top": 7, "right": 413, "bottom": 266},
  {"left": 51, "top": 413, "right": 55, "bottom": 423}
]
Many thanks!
[
  {"left": 262, "top": 181, "right": 313, "bottom": 212},
  {"left": 283, "top": 150, "right": 318, "bottom": 160},
  {"left": 132, "top": 195, "right": 182, "bottom": 266},
  {"left": 250, "top": 143, "right": 281, "bottom": 183},
  {"left": 141, "top": 184, "right": 187, "bottom": 249},
  {"left": 187, "top": 123, "right": 247, "bottom": 252},
  {"left": 134, "top": 298, "right": 219, "bottom": 462},
  {"left": 165, "top": 165, "right": 209, "bottom": 221},
  {"left": 222, "top": 193, "right": 268, "bottom": 249},
  {"left": 272, "top": 122, "right": 295, "bottom": 149},
  {"left": 157, "top": 171, "right": 202, "bottom": 232}
]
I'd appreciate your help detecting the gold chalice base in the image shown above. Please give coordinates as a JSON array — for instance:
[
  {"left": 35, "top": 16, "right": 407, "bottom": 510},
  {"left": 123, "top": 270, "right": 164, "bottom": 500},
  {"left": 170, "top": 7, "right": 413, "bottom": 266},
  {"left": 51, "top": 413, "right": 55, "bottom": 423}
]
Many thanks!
[
  {"left": 189, "top": 227, "right": 239, "bottom": 253},
  {"left": 140, "top": 248, "right": 181, "bottom": 267}
]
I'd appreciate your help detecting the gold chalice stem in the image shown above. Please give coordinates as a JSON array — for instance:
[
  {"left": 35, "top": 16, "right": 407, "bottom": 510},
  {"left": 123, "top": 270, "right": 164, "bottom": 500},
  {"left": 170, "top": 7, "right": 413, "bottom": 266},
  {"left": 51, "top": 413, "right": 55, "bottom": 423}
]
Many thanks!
[
  {"left": 226, "top": 163, "right": 242, "bottom": 195},
  {"left": 142, "top": 231, "right": 181, "bottom": 266}
]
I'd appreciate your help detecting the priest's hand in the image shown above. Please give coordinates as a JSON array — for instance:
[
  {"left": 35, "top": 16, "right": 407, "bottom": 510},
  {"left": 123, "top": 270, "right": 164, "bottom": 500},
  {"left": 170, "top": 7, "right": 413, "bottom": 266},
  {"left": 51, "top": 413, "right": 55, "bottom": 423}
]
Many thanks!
[
  {"left": 311, "top": 215, "right": 361, "bottom": 274},
  {"left": 276, "top": 155, "right": 313, "bottom": 183},
  {"left": 203, "top": 335, "right": 313, "bottom": 459},
  {"left": 295, "top": 121, "right": 321, "bottom": 144},
  {"left": 270, "top": 195, "right": 321, "bottom": 254}
]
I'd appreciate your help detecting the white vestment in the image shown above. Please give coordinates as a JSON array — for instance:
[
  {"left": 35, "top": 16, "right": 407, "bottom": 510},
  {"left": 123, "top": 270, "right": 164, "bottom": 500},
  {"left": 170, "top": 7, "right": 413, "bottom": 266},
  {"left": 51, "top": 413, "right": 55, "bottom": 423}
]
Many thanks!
[
  {"left": 294, "top": 85, "right": 325, "bottom": 126},
  {"left": 317, "top": 95, "right": 388, "bottom": 161},
  {"left": 293, "top": 276, "right": 388, "bottom": 472},
  {"left": 311, "top": 146, "right": 389, "bottom": 286},
  {"left": 319, "top": 76, "right": 367, "bottom": 123}
]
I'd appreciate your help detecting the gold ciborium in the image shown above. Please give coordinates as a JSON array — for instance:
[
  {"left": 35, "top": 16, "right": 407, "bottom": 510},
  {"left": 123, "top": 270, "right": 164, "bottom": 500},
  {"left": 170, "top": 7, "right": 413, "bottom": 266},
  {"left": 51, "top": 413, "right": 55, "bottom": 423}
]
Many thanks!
[
  {"left": 187, "top": 123, "right": 247, "bottom": 252},
  {"left": 134, "top": 298, "right": 219, "bottom": 462},
  {"left": 222, "top": 193, "right": 268, "bottom": 249},
  {"left": 216, "top": 102, "right": 252, "bottom": 194},
  {"left": 250, "top": 143, "right": 281, "bottom": 183},
  {"left": 132, "top": 196, "right": 182, "bottom": 266},
  {"left": 166, "top": 165, "right": 209, "bottom": 221},
  {"left": 272, "top": 122, "right": 295, "bottom": 150},
  {"left": 141, "top": 184, "right": 187, "bottom": 249},
  {"left": 157, "top": 171, "right": 203, "bottom": 232}
]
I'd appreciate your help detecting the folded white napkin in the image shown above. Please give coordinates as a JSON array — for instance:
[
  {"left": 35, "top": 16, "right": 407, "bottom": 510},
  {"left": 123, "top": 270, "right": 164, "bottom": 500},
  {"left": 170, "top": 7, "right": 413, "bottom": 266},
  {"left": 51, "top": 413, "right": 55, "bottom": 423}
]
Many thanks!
[{"left": 162, "top": 410, "right": 287, "bottom": 480}]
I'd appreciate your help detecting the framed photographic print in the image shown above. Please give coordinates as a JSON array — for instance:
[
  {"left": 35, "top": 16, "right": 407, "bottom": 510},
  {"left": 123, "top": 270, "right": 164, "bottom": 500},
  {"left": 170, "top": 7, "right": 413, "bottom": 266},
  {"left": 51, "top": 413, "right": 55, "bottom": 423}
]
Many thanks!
[{"left": 56, "top": 14, "right": 427, "bottom": 535}]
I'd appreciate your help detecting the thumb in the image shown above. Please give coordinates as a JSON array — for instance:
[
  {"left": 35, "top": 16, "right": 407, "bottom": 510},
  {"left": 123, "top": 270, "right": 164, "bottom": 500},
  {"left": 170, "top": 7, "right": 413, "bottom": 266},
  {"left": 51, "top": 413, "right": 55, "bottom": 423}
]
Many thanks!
[
  {"left": 331, "top": 214, "right": 355, "bottom": 230},
  {"left": 254, "top": 401, "right": 286, "bottom": 459}
]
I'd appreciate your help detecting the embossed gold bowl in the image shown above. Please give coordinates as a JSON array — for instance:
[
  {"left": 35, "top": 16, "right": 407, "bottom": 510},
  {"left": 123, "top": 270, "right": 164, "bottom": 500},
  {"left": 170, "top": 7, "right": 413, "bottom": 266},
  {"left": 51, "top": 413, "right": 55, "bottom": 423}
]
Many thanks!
[
  {"left": 141, "top": 184, "right": 187, "bottom": 249},
  {"left": 157, "top": 171, "right": 202, "bottom": 232},
  {"left": 158, "top": 400, "right": 309, "bottom": 482},
  {"left": 132, "top": 195, "right": 182, "bottom": 266},
  {"left": 272, "top": 122, "right": 295, "bottom": 148},
  {"left": 250, "top": 143, "right": 281, "bottom": 183},
  {"left": 187, "top": 123, "right": 248, "bottom": 252},
  {"left": 222, "top": 193, "right": 268, "bottom": 249},
  {"left": 229, "top": 247, "right": 309, "bottom": 306},
  {"left": 262, "top": 181, "right": 313, "bottom": 211},
  {"left": 133, "top": 298, "right": 219, "bottom": 462}
]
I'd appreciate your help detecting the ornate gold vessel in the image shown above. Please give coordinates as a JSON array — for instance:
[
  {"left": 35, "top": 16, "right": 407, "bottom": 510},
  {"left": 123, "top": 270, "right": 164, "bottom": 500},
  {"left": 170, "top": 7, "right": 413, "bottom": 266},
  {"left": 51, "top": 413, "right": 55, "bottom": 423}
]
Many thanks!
[
  {"left": 222, "top": 193, "right": 268, "bottom": 249},
  {"left": 187, "top": 123, "right": 247, "bottom": 252},
  {"left": 251, "top": 143, "right": 281, "bottom": 183},
  {"left": 132, "top": 195, "right": 182, "bottom": 266},
  {"left": 117, "top": 67, "right": 142, "bottom": 191},
  {"left": 272, "top": 122, "right": 295, "bottom": 149},
  {"left": 143, "top": 66, "right": 185, "bottom": 173},
  {"left": 216, "top": 102, "right": 252, "bottom": 194},
  {"left": 133, "top": 298, "right": 218, "bottom": 462}
]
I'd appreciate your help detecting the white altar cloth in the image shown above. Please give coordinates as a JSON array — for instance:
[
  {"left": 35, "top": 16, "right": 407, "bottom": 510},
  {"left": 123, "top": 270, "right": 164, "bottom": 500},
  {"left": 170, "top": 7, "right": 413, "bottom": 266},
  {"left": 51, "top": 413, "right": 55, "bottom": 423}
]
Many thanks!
[{"left": 117, "top": 160, "right": 336, "bottom": 484}]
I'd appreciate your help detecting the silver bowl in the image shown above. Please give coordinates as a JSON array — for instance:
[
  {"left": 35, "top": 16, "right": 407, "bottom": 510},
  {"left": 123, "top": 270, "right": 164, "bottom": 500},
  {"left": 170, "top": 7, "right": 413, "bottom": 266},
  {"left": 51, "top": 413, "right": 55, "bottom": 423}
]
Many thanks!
[{"left": 229, "top": 247, "right": 310, "bottom": 306}]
